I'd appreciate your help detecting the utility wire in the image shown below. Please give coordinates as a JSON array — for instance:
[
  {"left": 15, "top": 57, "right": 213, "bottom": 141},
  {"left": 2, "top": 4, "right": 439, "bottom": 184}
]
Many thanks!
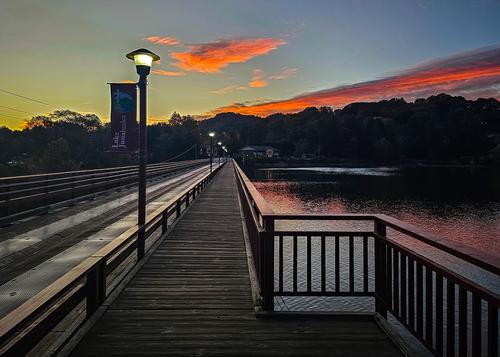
[
  {"left": 161, "top": 144, "right": 198, "bottom": 163},
  {"left": 0, "top": 105, "right": 37, "bottom": 116},
  {"left": 0, "top": 112, "right": 26, "bottom": 120},
  {"left": 0, "top": 88, "right": 56, "bottom": 107}
]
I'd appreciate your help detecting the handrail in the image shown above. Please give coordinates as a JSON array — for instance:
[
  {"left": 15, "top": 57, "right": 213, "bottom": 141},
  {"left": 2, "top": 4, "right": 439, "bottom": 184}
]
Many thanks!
[
  {"left": 233, "top": 161, "right": 274, "bottom": 219},
  {"left": 257, "top": 212, "right": 500, "bottom": 276},
  {"left": 0, "top": 160, "right": 226, "bottom": 355},
  {"left": 0, "top": 160, "right": 183, "bottom": 183},
  {"left": 233, "top": 160, "right": 499, "bottom": 357},
  {"left": 233, "top": 161, "right": 500, "bottom": 276},
  {"left": 0, "top": 159, "right": 209, "bottom": 225}
]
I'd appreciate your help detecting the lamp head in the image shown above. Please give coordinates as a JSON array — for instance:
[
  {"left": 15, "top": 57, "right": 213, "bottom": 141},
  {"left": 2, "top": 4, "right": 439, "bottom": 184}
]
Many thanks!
[
  {"left": 217, "top": 142, "right": 222, "bottom": 145},
  {"left": 208, "top": 132, "right": 215, "bottom": 137},
  {"left": 126, "top": 48, "right": 160, "bottom": 76}
]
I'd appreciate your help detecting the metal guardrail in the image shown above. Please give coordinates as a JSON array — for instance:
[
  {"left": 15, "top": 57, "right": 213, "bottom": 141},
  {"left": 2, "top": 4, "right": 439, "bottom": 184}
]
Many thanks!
[
  {"left": 234, "top": 161, "right": 499, "bottom": 357},
  {"left": 0, "top": 161, "right": 226, "bottom": 356},
  {"left": 0, "top": 159, "right": 209, "bottom": 225}
]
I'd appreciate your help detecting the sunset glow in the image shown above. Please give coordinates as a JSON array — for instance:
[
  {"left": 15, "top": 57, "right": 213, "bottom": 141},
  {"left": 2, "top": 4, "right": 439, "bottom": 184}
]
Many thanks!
[
  {"left": 0, "top": 1, "right": 499, "bottom": 128},
  {"left": 206, "top": 46, "right": 500, "bottom": 117}
]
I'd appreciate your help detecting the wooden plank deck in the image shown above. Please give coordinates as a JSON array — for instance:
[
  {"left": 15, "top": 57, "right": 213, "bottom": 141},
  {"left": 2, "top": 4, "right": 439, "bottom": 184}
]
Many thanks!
[{"left": 72, "top": 164, "right": 402, "bottom": 356}]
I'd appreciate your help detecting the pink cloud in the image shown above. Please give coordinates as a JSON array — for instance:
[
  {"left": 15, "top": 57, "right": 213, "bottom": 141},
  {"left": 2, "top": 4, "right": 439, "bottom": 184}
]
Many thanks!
[
  {"left": 144, "top": 36, "right": 180, "bottom": 46},
  {"left": 248, "top": 69, "right": 268, "bottom": 88}
]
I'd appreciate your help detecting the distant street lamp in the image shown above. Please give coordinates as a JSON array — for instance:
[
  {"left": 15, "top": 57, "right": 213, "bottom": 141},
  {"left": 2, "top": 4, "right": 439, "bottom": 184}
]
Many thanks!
[
  {"left": 209, "top": 132, "right": 215, "bottom": 173},
  {"left": 126, "top": 48, "right": 160, "bottom": 260},
  {"left": 217, "top": 142, "right": 222, "bottom": 166}
]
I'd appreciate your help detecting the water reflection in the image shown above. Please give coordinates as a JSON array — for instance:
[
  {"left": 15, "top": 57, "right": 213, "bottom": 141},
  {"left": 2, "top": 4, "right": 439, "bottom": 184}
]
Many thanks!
[{"left": 249, "top": 166, "right": 500, "bottom": 256}]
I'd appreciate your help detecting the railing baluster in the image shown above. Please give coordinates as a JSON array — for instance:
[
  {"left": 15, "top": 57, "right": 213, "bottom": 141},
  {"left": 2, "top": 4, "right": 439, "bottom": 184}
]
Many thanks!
[
  {"left": 335, "top": 235, "right": 340, "bottom": 293},
  {"left": 321, "top": 235, "right": 326, "bottom": 293},
  {"left": 446, "top": 280, "right": 455, "bottom": 357},
  {"left": 435, "top": 274, "right": 443, "bottom": 355},
  {"left": 278, "top": 235, "right": 283, "bottom": 293},
  {"left": 471, "top": 294, "right": 481, "bottom": 357},
  {"left": 400, "top": 252, "right": 407, "bottom": 323},
  {"left": 293, "top": 235, "right": 297, "bottom": 293},
  {"left": 307, "top": 235, "right": 312, "bottom": 293},
  {"left": 176, "top": 200, "right": 181, "bottom": 218},
  {"left": 363, "top": 235, "right": 368, "bottom": 292},
  {"left": 425, "top": 268, "right": 433, "bottom": 347},
  {"left": 458, "top": 287, "right": 467, "bottom": 357},
  {"left": 488, "top": 303, "right": 498, "bottom": 357},
  {"left": 387, "top": 246, "right": 393, "bottom": 311},
  {"left": 416, "top": 262, "right": 423, "bottom": 337},
  {"left": 393, "top": 249, "right": 399, "bottom": 315},
  {"left": 349, "top": 236, "right": 354, "bottom": 292},
  {"left": 161, "top": 211, "right": 168, "bottom": 234},
  {"left": 374, "top": 221, "right": 387, "bottom": 318},
  {"left": 408, "top": 257, "right": 415, "bottom": 331}
]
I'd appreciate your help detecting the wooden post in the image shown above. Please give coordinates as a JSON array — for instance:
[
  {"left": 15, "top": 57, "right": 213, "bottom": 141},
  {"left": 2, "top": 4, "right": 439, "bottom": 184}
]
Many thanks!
[
  {"left": 176, "top": 200, "right": 181, "bottom": 218},
  {"left": 261, "top": 216, "right": 275, "bottom": 311},
  {"left": 86, "top": 260, "right": 106, "bottom": 318},
  {"left": 374, "top": 220, "right": 388, "bottom": 318},
  {"left": 137, "top": 227, "right": 145, "bottom": 260},
  {"left": 161, "top": 211, "right": 168, "bottom": 234}
]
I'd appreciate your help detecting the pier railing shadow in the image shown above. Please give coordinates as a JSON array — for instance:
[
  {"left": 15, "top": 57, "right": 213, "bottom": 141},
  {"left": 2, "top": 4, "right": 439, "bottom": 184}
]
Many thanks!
[
  {"left": 0, "top": 160, "right": 225, "bottom": 356},
  {"left": 234, "top": 161, "right": 499, "bottom": 357}
]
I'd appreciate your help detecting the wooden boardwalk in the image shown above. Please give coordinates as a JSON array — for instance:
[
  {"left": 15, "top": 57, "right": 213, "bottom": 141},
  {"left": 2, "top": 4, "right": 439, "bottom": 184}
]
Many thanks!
[{"left": 72, "top": 164, "right": 402, "bottom": 356}]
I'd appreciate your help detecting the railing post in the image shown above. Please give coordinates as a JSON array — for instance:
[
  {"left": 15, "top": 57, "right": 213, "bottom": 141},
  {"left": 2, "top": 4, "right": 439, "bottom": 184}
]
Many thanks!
[
  {"left": 176, "top": 200, "right": 181, "bottom": 218},
  {"left": 261, "top": 216, "right": 275, "bottom": 311},
  {"left": 161, "top": 211, "right": 168, "bottom": 234},
  {"left": 374, "top": 220, "right": 388, "bottom": 318},
  {"left": 137, "top": 227, "right": 145, "bottom": 260},
  {"left": 86, "top": 260, "right": 106, "bottom": 318},
  {"left": 186, "top": 192, "right": 190, "bottom": 207}
]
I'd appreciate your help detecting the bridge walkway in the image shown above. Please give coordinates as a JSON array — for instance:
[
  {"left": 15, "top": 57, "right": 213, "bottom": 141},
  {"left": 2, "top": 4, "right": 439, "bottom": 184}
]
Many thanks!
[{"left": 72, "top": 163, "right": 402, "bottom": 356}]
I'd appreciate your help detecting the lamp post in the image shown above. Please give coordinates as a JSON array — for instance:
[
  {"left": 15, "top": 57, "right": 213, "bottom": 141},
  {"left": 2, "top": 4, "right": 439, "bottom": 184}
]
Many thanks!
[
  {"left": 217, "top": 142, "right": 222, "bottom": 166},
  {"left": 126, "top": 48, "right": 160, "bottom": 260},
  {"left": 209, "top": 132, "right": 215, "bottom": 173},
  {"left": 222, "top": 146, "right": 227, "bottom": 162}
]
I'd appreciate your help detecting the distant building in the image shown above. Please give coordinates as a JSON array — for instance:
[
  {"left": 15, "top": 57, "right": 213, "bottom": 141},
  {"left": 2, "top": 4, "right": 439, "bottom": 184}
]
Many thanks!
[{"left": 239, "top": 145, "right": 280, "bottom": 158}]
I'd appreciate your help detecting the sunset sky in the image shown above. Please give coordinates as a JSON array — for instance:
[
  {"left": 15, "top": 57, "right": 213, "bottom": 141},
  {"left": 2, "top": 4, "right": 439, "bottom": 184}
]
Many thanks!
[{"left": 1, "top": 0, "right": 499, "bottom": 129}]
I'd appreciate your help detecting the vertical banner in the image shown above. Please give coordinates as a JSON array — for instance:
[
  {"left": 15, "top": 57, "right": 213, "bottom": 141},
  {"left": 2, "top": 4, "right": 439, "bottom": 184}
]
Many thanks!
[{"left": 109, "top": 83, "right": 138, "bottom": 152}]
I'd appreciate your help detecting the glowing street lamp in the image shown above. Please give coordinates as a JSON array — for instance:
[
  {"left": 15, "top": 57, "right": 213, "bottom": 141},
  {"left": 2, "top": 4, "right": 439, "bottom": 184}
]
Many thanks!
[
  {"left": 126, "top": 48, "right": 160, "bottom": 260},
  {"left": 209, "top": 132, "right": 215, "bottom": 173}
]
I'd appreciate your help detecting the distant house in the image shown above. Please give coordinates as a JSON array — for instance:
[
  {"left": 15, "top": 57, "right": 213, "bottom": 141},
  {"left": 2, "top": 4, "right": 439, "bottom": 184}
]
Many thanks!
[{"left": 239, "top": 145, "right": 280, "bottom": 158}]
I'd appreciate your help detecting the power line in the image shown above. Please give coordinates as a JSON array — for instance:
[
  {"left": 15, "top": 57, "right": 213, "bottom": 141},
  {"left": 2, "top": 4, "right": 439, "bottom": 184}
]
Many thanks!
[
  {"left": 0, "top": 88, "right": 55, "bottom": 107},
  {"left": 161, "top": 144, "right": 198, "bottom": 163},
  {"left": 0, "top": 112, "right": 26, "bottom": 120},
  {"left": 0, "top": 105, "right": 36, "bottom": 116}
]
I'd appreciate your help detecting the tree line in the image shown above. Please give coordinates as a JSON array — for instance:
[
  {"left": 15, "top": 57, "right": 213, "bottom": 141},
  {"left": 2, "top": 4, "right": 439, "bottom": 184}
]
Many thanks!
[{"left": 1, "top": 94, "right": 499, "bottom": 177}]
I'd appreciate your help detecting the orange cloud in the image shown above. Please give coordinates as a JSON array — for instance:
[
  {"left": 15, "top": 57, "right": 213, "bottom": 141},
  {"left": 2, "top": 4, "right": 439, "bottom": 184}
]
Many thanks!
[
  {"left": 145, "top": 36, "right": 180, "bottom": 46},
  {"left": 205, "top": 46, "right": 500, "bottom": 117},
  {"left": 170, "top": 38, "right": 286, "bottom": 73},
  {"left": 152, "top": 69, "right": 186, "bottom": 77},
  {"left": 248, "top": 69, "right": 268, "bottom": 88}
]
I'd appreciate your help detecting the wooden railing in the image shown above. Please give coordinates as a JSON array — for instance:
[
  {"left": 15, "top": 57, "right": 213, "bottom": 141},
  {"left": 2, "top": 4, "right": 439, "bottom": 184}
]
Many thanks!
[
  {"left": 234, "top": 161, "right": 499, "bottom": 357},
  {"left": 0, "top": 161, "right": 225, "bottom": 356},
  {"left": 0, "top": 159, "right": 209, "bottom": 225}
]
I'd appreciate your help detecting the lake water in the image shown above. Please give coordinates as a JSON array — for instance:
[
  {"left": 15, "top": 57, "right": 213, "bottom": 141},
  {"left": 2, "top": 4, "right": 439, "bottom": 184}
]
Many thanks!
[
  {"left": 244, "top": 165, "right": 499, "bottom": 354},
  {"left": 247, "top": 165, "right": 500, "bottom": 256}
]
